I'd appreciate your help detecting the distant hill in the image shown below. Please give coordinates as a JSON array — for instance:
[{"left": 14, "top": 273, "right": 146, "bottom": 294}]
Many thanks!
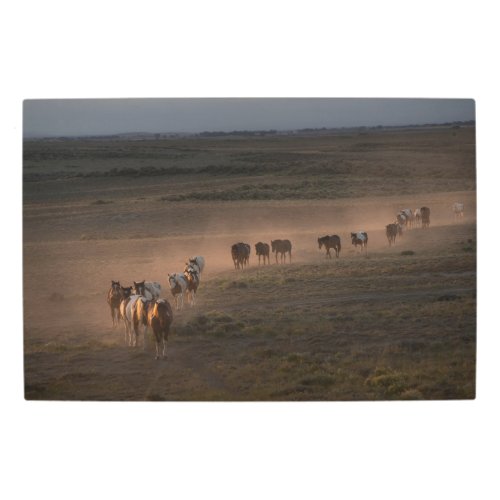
[{"left": 24, "top": 120, "right": 475, "bottom": 142}]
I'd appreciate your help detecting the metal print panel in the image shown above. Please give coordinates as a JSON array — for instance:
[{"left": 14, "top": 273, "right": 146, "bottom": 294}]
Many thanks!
[{"left": 23, "top": 98, "right": 476, "bottom": 401}]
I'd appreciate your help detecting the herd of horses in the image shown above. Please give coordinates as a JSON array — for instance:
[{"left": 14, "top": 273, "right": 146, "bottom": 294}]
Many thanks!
[
  {"left": 385, "top": 205, "right": 431, "bottom": 247},
  {"left": 106, "top": 256, "right": 204, "bottom": 359},
  {"left": 107, "top": 202, "right": 465, "bottom": 359}
]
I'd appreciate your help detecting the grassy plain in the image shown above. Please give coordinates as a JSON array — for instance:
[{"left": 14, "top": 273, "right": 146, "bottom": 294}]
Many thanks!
[{"left": 23, "top": 126, "right": 476, "bottom": 400}]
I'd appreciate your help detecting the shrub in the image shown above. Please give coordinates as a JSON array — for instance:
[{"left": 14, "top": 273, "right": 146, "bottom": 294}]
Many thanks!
[{"left": 365, "top": 367, "right": 408, "bottom": 397}]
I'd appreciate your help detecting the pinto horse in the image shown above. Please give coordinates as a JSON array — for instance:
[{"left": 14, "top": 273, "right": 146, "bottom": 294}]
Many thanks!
[
  {"left": 351, "top": 232, "right": 368, "bottom": 252},
  {"left": 184, "top": 265, "right": 200, "bottom": 307},
  {"left": 187, "top": 256, "right": 205, "bottom": 276},
  {"left": 168, "top": 273, "right": 189, "bottom": 310},
  {"left": 318, "top": 235, "right": 341, "bottom": 258},
  {"left": 132, "top": 280, "right": 161, "bottom": 300},
  {"left": 148, "top": 299, "right": 174, "bottom": 360}
]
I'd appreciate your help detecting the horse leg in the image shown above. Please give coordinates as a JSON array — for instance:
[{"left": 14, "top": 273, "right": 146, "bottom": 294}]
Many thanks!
[
  {"left": 124, "top": 320, "right": 129, "bottom": 343},
  {"left": 162, "top": 334, "right": 168, "bottom": 359},
  {"left": 155, "top": 338, "right": 160, "bottom": 360}
]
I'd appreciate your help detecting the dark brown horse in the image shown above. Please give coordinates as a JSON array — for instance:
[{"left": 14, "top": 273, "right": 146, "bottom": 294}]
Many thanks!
[
  {"left": 107, "top": 281, "right": 123, "bottom": 327},
  {"left": 147, "top": 299, "right": 174, "bottom": 360},
  {"left": 271, "top": 239, "right": 292, "bottom": 264},
  {"left": 318, "top": 235, "right": 341, "bottom": 258},
  {"left": 231, "top": 242, "right": 250, "bottom": 269},
  {"left": 385, "top": 224, "right": 398, "bottom": 246},
  {"left": 421, "top": 206, "right": 431, "bottom": 228},
  {"left": 255, "top": 242, "right": 270, "bottom": 265}
]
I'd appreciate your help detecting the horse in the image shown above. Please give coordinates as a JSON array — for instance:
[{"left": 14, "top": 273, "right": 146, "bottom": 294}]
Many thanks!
[
  {"left": 107, "top": 280, "right": 123, "bottom": 327},
  {"left": 187, "top": 256, "right": 205, "bottom": 275},
  {"left": 120, "top": 292, "right": 142, "bottom": 346},
  {"left": 183, "top": 265, "right": 200, "bottom": 307},
  {"left": 255, "top": 242, "right": 270, "bottom": 265},
  {"left": 385, "top": 224, "right": 398, "bottom": 246},
  {"left": 421, "top": 206, "right": 431, "bottom": 228},
  {"left": 132, "top": 296, "right": 155, "bottom": 349},
  {"left": 271, "top": 239, "right": 292, "bottom": 264},
  {"left": 351, "top": 232, "right": 368, "bottom": 252},
  {"left": 401, "top": 208, "right": 414, "bottom": 228},
  {"left": 414, "top": 208, "right": 422, "bottom": 227},
  {"left": 147, "top": 299, "right": 174, "bottom": 360},
  {"left": 453, "top": 202, "right": 464, "bottom": 221},
  {"left": 396, "top": 212, "right": 407, "bottom": 227},
  {"left": 231, "top": 242, "right": 250, "bottom": 269},
  {"left": 168, "top": 273, "right": 189, "bottom": 310},
  {"left": 132, "top": 280, "right": 161, "bottom": 300},
  {"left": 317, "top": 235, "right": 341, "bottom": 258}
]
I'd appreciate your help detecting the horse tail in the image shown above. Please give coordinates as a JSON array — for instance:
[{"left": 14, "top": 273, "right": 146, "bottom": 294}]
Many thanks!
[{"left": 152, "top": 301, "right": 160, "bottom": 320}]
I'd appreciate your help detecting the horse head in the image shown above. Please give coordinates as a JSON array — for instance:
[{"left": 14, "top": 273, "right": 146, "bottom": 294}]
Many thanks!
[
  {"left": 168, "top": 274, "right": 177, "bottom": 289},
  {"left": 133, "top": 280, "right": 145, "bottom": 296}
]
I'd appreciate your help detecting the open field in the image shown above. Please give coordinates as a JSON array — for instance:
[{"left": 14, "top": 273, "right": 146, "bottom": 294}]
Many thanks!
[{"left": 23, "top": 126, "right": 476, "bottom": 400}]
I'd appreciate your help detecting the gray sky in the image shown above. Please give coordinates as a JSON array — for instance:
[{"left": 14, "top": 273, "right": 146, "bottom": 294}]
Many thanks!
[{"left": 23, "top": 98, "right": 475, "bottom": 137}]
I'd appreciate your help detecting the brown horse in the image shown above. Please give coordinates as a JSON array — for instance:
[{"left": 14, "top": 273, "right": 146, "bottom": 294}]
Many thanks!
[
  {"left": 107, "top": 281, "right": 123, "bottom": 327},
  {"left": 385, "top": 224, "right": 398, "bottom": 246},
  {"left": 271, "top": 239, "right": 292, "bottom": 264},
  {"left": 255, "top": 242, "right": 270, "bottom": 265},
  {"left": 132, "top": 297, "right": 154, "bottom": 349},
  {"left": 231, "top": 242, "right": 250, "bottom": 269},
  {"left": 318, "top": 235, "right": 341, "bottom": 258},
  {"left": 421, "top": 206, "right": 431, "bottom": 228},
  {"left": 184, "top": 265, "right": 200, "bottom": 306},
  {"left": 147, "top": 299, "right": 174, "bottom": 360}
]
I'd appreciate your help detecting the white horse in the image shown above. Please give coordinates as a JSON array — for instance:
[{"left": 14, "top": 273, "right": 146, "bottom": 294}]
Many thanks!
[
  {"left": 168, "top": 273, "right": 189, "bottom": 310},
  {"left": 453, "top": 202, "right": 464, "bottom": 221}
]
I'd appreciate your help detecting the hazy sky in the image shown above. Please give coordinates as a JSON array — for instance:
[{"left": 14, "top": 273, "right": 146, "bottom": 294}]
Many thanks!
[{"left": 23, "top": 98, "right": 475, "bottom": 137}]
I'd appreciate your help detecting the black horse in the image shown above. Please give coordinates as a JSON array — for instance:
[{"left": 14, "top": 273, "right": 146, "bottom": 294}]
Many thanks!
[{"left": 317, "top": 235, "right": 341, "bottom": 258}]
